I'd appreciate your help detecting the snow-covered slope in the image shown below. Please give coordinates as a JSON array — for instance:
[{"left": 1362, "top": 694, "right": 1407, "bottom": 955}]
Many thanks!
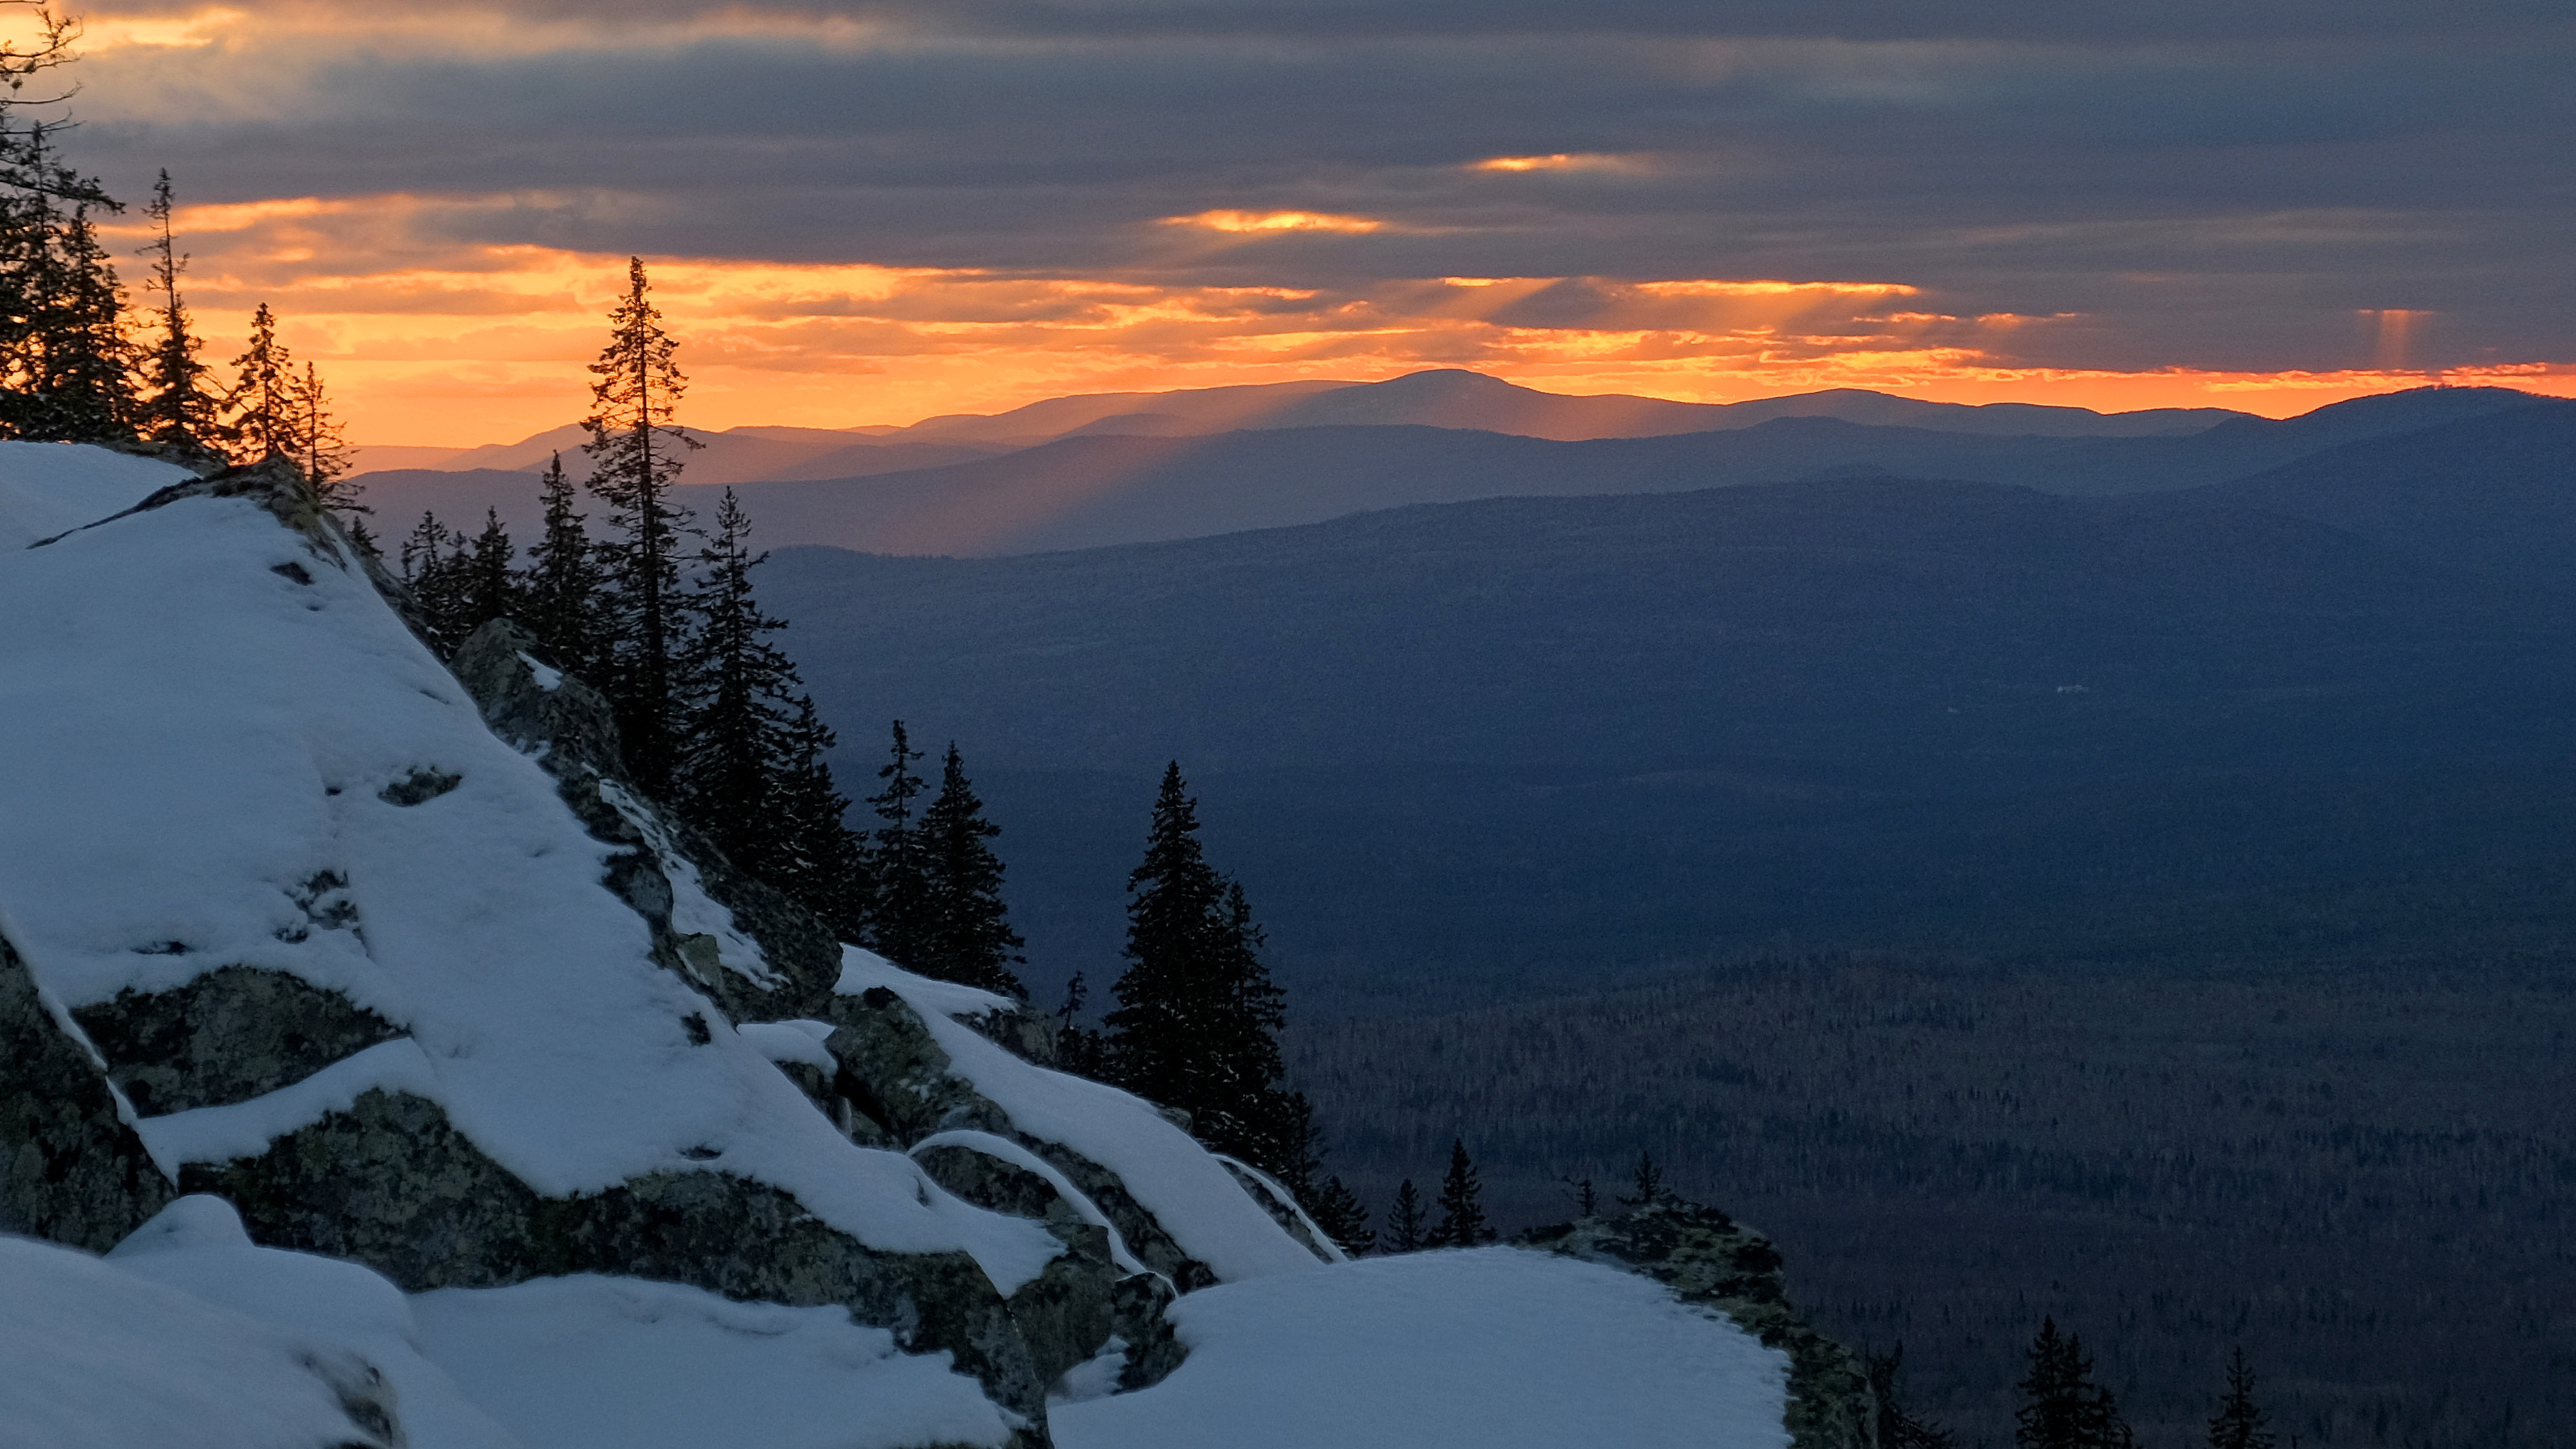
[
  {"left": 0, "top": 450, "right": 1055, "bottom": 1283},
  {"left": 1052, "top": 1247, "right": 1792, "bottom": 1449},
  {"left": 0, "top": 444, "right": 1821, "bottom": 1449}
]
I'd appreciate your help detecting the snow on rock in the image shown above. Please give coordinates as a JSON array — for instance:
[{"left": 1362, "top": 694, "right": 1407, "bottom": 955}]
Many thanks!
[
  {"left": 106, "top": 1195, "right": 526, "bottom": 1449},
  {"left": 0, "top": 1228, "right": 407, "bottom": 1449},
  {"left": 912, "top": 1128, "right": 1153, "bottom": 1277},
  {"left": 1052, "top": 1247, "right": 1795, "bottom": 1449},
  {"left": 0, "top": 440, "right": 190, "bottom": 549},
  {"left": 410, "top": 1274, "right": 1015, "bottom": 1449},
  {"left": 0, "top": 454, "right": 1059, "bottom": 1296},
  {"left": 840, "top": 948, "right": 1326, "bottom": 1283}
]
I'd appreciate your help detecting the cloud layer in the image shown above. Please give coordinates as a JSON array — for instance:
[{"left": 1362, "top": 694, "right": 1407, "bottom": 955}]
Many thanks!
[{"left": 42, "top": 2, "right": 2576, "bottom": 440}]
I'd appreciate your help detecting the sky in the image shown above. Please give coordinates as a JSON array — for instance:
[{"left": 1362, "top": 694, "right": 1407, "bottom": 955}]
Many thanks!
[{"left": 28, "top": 1, "right": 2576, "bottom": 444}]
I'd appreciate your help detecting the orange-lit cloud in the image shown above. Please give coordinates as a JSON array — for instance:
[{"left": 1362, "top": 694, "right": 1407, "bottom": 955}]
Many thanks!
[
  {"left": 1161, "top": 211, "right": 1392, "bottom": 235},
  {"left": 122, "top": 192, "right": 2576, "bottom": 447},
  {"left": 1471, "top": 154, "right": 1646, "bottom": 173}
]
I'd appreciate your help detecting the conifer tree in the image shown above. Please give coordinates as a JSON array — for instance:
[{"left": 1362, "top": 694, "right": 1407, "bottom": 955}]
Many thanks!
[
  {"left": 1868, "top": 1345, "right": 1961, "bottom": 1449},
  {"left": 1105, "top": 763, "right": 1298, "bottom": 1171},
  {"left": 2207, "top": 1349, "right": 2276, "bottom": 1449},
  {"left": 399, "top": 510, "right": 469, "bottom": 640},
  {"left": 518, "top": 453, "right": 609, "bottom": 677},
  {"left": 1309, "top": 1176, "right": 1373, "bottom": 1255},
  {"left": 913, "top": 742, "right": 1024, "bottom": 995},
  {"left": 581, "top": 256, "right": 700, "bottom": 795},
  {"left": 771, "top": 693, "right": 871, "bottom": 944},
  {"left": 1619, "top": 1149, "right": 1667, "bottom": 1208},
  {"left": 289, "top": 360, "right": 355, "bottom": 505},
  {"left": 134, "top": 171, "right": 216, "bottom": 452},
  {"left": 2016, "top": 1319, "right": 2135, "bottom": 1449},
  {"left": 671, "top": 488, "right": 798, "bottom": 878},
  {"left": 1427, "top": 1137, "right": 1493, "bottom": 1247},
  {"left": 455, "top": 508, "right": 517, "bottom": 637},
  {"left": 1385, "top": 1179, "right": 1426, "bottom": 1253},
  {"left": 865, "top": 720, "right": 932, "bottom": 964},
  {"left": 221, "top": 303, "right": 295, "bottom": 462},
  {"left": 0, "top": 130, "right": 134, "bottom": 443}
]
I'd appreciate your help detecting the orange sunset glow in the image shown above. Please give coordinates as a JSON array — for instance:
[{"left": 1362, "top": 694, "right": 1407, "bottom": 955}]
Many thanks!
[{"left": 124, "top": 195, "right": 2576, "bottom": 448}]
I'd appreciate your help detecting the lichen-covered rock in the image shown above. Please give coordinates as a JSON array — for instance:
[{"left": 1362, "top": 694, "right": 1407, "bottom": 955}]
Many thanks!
[
  {"left": 448, "top": 619, "right": 841, "bottom": 1024},
  {"left": 181, "top": 1086, "right": 1058, "bottom": 1430},
  {"left": 1111, "top": 1270, "right": 1187, "bottom": 1391},
  {"left": 0, "top": 930, "right": 174, "bottom": 1251},
  {"left": 1517, "top": 1198, "right": 1877, "bottom": 1449},
  {"left": 824, "top": 986, "right": 1217, "bottom": 1292},
  {"left": 72, "top": 966, "right": 404, "bottom": 1115}
]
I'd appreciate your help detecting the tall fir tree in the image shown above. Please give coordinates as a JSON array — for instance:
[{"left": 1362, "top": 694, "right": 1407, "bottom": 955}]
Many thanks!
[
  {"left": 1104, "top": 763, "right": 1299, "bottom": 1173},
  {"left": 2016, "top": 1319, "right": 2135, "bottom": 1449},
  {"left": 671, "top": 488, "right": 800, "bottom": 878},
  {"left": 517, "top": 452, "right": 609, "bottom": 677},
  {"left": 2206, "top": 1349, "right": 2276, "bottom": 1449},
  {"left": 220, "top": 303, "right": 295, "bottom": 462},
  {"left": 913, "top": 742, "right": 1025, "bottom": 995},
  {"left": 1427, "top": 1137, "right": 1493, "bottom": 1247},
  {"left": 134, "top": 171, "right": 217, "bottom": 452},
  {"left": 865, "top": 720, "right": 932, "bottom": 964},
  {"left": 581, "top": 256, "right": 701, "bottom": 796},
  {"left": 1619, "top": 1149, "right": 1667, "bottom": 1208}
]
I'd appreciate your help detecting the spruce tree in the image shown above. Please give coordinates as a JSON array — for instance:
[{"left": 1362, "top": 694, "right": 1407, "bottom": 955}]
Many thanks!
[
  {"left": 1309, "top": 1176, "right": 1374, "bottom": 1255},
  {"left": 772, "top": 693, "right": 871, "bottom": 944},
  {"left": 0, "top": 130, "right": 134, "bottom": 443},
  {"left": 133, "top": 171, "right": 217, "bottom": 452},
  {"left": 865, "top": 720, "right": 932, "bottom": 965},
  {"left": 1619, "top": 1149, "right": 1667, "bottom": 1208},
  {"left": 455, "top": 509, "right": 517, "bottom": 637},
  {"left": 1868, "top": 1345, "right": 1961, "bottom": 1449},
  {"left": 2207, "top": 1349, "right": 2276, "bottom": 1449},
  {"left": 672, "top": 488, "right": 801, "bottom": 877},
  {"left": 1427, "top": 1137, "right": 1493, "bottom": 1247},
  {"left": 1105, "top": 763, "right": 1297, "bottom": 1171},
  {"left": 399, "top": 510, "right": 469, "bottom": 641},
  {"left": 221, "top": 303, "right": 295, "bottom": 462},
  {"left": 2016, "top": 1319, "right": 2134, "bottom": 1449},
  {"left": 289, "top": 360, "right": 355, "bottom": 505},
  {"left": 581, "top": 257, "right": 700, "bottom": 796},
  {"left": 914, "top": 742, "right": 1025, "bottom": 995},
  {"left": 518, "top": 453, "right": 609, "bottom": 677},
  {"left": 1385, "top": 1179, "right": 1426, "bottom": 1253}
]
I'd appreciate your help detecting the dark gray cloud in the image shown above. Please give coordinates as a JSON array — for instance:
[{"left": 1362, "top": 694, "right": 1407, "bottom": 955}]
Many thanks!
[{"left": 59, "top": 2, "right": 2576, "bottom": 372}]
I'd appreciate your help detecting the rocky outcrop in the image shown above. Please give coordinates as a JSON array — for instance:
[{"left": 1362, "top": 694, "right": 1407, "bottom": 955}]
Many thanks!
[
  {"left": 825, "top": 984, "right": 1221, "bottom": 1291},
  {"left": 0, "top": 928, "right": 174, "bottom": 1251},
  {"left": 449, "top": 619, "right": 841, "bottom": 1024},
  {"left": 72, "top": 966, "right": 404, "bottom": 1115},
  {"left": 1518, "top": 1198, "right": 1877, "bottom": 1449}
]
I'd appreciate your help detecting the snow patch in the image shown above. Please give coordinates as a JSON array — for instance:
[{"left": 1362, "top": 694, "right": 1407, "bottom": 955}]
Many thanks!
[
  {"left": 411, "top": 1275, "right": 1015, "bottom": 1449},
  {"left": 596, "top": 778, "right": 777, "bottom": 987},
  {"left": 841, "top": 948, "right": 1325, "bottom": 1282},
  {"left": 0, "top": 441, "right": 190, "bottom": 550},
  {"left": 131, "top": 1038, "right": 438, "bottom": 1172},
  {"left": 516, "top": 651, "right": 564, "bottom": 690},
  {"left": 0, "top": 1230, "right": 428, "bottom": 1449},
  {"left": 1052, "top": 1248, "right": 1794, "bottom": 1449},
  {"left": 912, "top": 1128, "right": 1153, "bottom": 1277},
  {"left": 736, "top": 1017, "right": 838, "bottom": 1071}
]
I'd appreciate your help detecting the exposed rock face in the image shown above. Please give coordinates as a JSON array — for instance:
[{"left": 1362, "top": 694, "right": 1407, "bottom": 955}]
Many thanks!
[
  {"left": 72, "top": 966, "right": 403, "bottom": 1115},
  {"left": 1518, "top": 1199, "right": 1877, "bottom": 1449},
  {"left": 0, "top": 929, "right": 173, "bottom": 1251},
  {"left": 449, "top": 619, "right": 841, "bottom": 1024},
  {"left": 826, "top": 984, "right": 1220, "bottom": 1292}
]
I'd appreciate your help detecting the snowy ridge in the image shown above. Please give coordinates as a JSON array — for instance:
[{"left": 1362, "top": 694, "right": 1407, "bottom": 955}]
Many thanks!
[
  {"left": 911, "top": 1129, "right": 1154, "bottom": 1277},
  {"left": 841, "top": 948, "right": 1327, "bottom": 1282},
  {"left": 0, "top": 450, "right": 1060, "bottom": 1290}
]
